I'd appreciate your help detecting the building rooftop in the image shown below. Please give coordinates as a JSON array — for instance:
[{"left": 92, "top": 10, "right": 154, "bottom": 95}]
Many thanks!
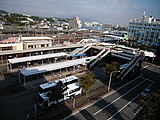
[
  {"left": 0, "top": 39, "right": 17, "bottom": 44},
  {"left": 18, "top": 36, "right": 53, "bottom": 41},
  {"left": 8, "top": 52, "right": 68, "bottom": 64}
]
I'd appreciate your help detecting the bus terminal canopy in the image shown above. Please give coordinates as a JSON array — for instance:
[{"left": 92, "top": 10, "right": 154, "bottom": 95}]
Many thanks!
[
  {"left": 19, "top": 57, "right": 91, "bottom": 76},
  {"left": 8, "top": 52, "right": 68, "bottom": 64}
]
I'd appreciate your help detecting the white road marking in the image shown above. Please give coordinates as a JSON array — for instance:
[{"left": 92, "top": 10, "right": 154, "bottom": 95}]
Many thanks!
[
  {"left": 93, "top": 80, "right": 146, "bottom": 116},
  {"left": 134, "top": 107, "right": 142, "bottom": 115},
  {"left": 141, "top": 77, "right": 155, "bottom": 83},
  {"left": 141, "top": 65, "right": 148, "bottom": 70},
  {"left": 108, "top": 82, "right": 154, "bottom": 120},
  {"left": 64, "top": 76, "right": 141, "bottom": 120}
]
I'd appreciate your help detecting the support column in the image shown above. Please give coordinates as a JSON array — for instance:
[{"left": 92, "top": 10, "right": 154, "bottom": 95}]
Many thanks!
[
  {"left": 24, "top": 76, "right": 26, "bottom": 87},
  {"left": 1, "top": 56, "right": 3, "bottom": 64},
  {"left": 27, "top": 62, "right": 29, "bottom": 68},
  {"left": 7, "top": 61, "right": 9, "bottom": 71},
  {"left": 73, "top": 66, "right": 76, "bottom": 73},
  {"left": 18, "top": 72, "right": 21, "bottom": 83},
  {"left": 37, "top": 74, "right": 39, "bottom": 79},
  {"left": 10, "top": 63, "right": 12, "bottom": 71},
  {"left": 138, "top": 60, "right": 142, "bottom": 76}
]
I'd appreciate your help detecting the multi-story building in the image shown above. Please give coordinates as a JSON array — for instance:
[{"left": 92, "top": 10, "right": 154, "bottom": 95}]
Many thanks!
[
  {"left": 69, "top": 16, "right": 82, "bottom": 29},
  {"left": 0, "top": 36, "right": 53, "bottom": 51},
  {"left": 128, "top": 13, "right": 160, "bottom": 47},
  {"left": 0, "top": 38, "right": 23, "bottom": 51}
]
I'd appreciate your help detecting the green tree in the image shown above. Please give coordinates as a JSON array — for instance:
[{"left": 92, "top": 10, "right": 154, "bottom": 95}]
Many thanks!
[
  {"left": 79, "top": 71, "right": 96, "bottom": 97},
  {"left": 139, "top": 82, "right": 160, "bottom": 119},
  {"left": 105, "top": 61, "right": 119, "bottom": 75},
  {"left": 49, "top": 81, "right": 63, "bottom": 102}
]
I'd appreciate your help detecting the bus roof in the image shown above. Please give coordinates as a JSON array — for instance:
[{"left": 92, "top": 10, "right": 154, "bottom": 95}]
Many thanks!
[
  {"left": 39, "top": 76, "right": 78, "bottom": 90},
  {"left": 67, "top": 83, "right": 80, "bottom": 90},
  {"left": 40, "top": 81, "right": 57, "bottom": 90}
]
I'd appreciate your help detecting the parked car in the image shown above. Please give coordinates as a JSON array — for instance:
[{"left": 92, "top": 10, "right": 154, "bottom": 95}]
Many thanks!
[{"left": 141, "top": 88, "right": 151, "bottom": 96}]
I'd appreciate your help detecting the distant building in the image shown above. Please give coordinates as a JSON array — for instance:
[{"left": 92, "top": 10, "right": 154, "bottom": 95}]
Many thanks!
[
  {"left": 0, "top": 21, "right": 3, "bottom": 29},
  {"left": 19, "top": 36, "right": 53, "bottom": 49},
  {"left": 128, "top": 12, "right": 160, "bottom": 46},
  {"left": 69, "top": 17, "right": 82, "bottom": 29},
  {"left": 0, "top": 38, "right": 23, "bottom": 51},
  {"left": 0, "top": 36, "right": 53, "bottom": 51},
  {"left": 110, "top": 31, "right": 128, "bottom": 37}
]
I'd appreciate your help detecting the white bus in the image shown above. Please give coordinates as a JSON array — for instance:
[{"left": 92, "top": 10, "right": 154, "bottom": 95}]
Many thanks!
[{"left": 38, "top": 76, "right": 82, "bottom": 109}]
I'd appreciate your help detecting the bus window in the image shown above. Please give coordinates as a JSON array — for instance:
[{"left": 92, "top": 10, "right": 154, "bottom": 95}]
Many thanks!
[{"left": 69, "top": 87, "right": 80, "bottom": 94}]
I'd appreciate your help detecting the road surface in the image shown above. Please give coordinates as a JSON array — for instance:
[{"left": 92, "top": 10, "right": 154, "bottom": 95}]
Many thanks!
[{"left": 65, "top": 77, "right": 154, "bottom": 120}]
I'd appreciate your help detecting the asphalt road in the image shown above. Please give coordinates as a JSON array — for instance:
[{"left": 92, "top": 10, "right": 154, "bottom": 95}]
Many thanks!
[
  {"left": 0, "top": 88, "right": 37, "bottom": 120},
  {"left": 65, "top": 77, "right": 154, "bottom": 120}
]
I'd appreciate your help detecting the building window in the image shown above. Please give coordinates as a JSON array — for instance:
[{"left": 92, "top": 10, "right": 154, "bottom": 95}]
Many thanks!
[
  {"left": 41, "top": 44, "right": 45, "bottom": 47},
  {"left": 28, "top": 45, "right": 33, "bottom": 48}
]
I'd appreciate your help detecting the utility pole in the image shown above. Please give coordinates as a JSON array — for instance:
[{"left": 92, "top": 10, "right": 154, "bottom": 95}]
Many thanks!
[
  {"left": 34, "top": 104, "right": 37, "bottom": 119},
  {"left": 73, "top": 96, "right": 76, "bottom": 109}
]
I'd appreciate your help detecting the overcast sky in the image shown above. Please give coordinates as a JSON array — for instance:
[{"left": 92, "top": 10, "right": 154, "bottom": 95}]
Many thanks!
[{"left": 0, "top": 0, "right": 160, "bottom": 26}]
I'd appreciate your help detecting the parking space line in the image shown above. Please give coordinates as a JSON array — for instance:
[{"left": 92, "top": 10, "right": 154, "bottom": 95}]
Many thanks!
[
  {"left": 141, "top": 65, "right": 148, "bottom": 70},
  {"left": 141, "top": 76, "right": 155, "bottom": 83},
  {"left": 107, "top": 82, "right": 154, "bottom": 120},
  {"left": 134, "top": 107, "right": 142, "bottom": 115},
  {"left": 93, "top": 79, "right": 146, "bottom": 116},
  {"left": 64, "top": 76, "right": 142, "bottom": 120}
]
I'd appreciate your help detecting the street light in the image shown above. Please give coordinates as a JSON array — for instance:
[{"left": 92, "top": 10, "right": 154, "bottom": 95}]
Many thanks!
[{"left": 108, "top": 70, "right": 120, "bottom": 92}]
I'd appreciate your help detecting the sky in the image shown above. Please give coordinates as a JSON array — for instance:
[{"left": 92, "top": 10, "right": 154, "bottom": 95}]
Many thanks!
[{"left": 0, "top": 0, "right": 160, "bottom": 26}]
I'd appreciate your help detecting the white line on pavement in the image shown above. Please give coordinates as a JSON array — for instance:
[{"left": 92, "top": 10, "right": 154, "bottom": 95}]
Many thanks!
[
  {"left": 134, "top": 107, "right": 142, "bottom": 115},
  {"left": 141, "top": 65, "right": 148, "bottom": 70},
  {"left": 141, "top": 77, "right": 155, "bottom": 83},
  {"left": 107, "top": 82, "right": 154, "bottom": 120},
  {"left": 64, "top": 76, "right": 141, "bottom": 120},
  {"left": 93, "top": 79, "right": 146, "bottom": 116}
]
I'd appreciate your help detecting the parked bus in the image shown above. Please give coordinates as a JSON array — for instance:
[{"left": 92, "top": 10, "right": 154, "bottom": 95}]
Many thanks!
[{"left": 38, "top": 76, "right": 82, "bottom": 109}]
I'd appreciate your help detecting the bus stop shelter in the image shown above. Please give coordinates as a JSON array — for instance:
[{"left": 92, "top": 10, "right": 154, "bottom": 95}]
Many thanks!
[
  {"left": 7, "top": 52, "right": 68, "bottom": 70},
  {"left": 19, "top": 57, "right": 91, "bottom": 86}
]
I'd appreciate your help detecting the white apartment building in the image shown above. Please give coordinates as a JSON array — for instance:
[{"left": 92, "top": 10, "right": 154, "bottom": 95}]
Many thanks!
[
  {"left": 128, "top": 13, "right": 160, "bottom": 46},
  {"left": 69, "top": 16, "right": 82, "bottom": 29}
]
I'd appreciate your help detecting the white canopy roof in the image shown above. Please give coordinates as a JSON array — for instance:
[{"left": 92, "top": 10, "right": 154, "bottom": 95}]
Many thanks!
[
  {"left": 20, "top": 57, "right": 91, "bottom": 76},
  {"left": 8, "top": 52, "right": 68, "bottom": 64}
]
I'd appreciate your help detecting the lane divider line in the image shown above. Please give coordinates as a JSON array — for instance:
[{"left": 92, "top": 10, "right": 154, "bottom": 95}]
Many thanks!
[
  {"left": 93, "top": 79, "right": 146, "bottom": 115},
  {"left": 108, "top": 82, "right": 154, "bottom": 120},
  {"left": 64, "top": 76, "right": 141, "bottom": 120},
  {"left": 141, "top": 76, "right": 155, "bottom": 83}
]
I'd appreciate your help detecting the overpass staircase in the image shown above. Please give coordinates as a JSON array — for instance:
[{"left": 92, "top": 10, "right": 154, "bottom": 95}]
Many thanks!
[
  {"left": 89, "top": 48, "right": 110, "bottom": 68},
  {"left": 70, "top": 44, "right": 92, "bottom": 55},
  {"left": 118, "top": 52, "right": 144, "bottom": 80}
]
